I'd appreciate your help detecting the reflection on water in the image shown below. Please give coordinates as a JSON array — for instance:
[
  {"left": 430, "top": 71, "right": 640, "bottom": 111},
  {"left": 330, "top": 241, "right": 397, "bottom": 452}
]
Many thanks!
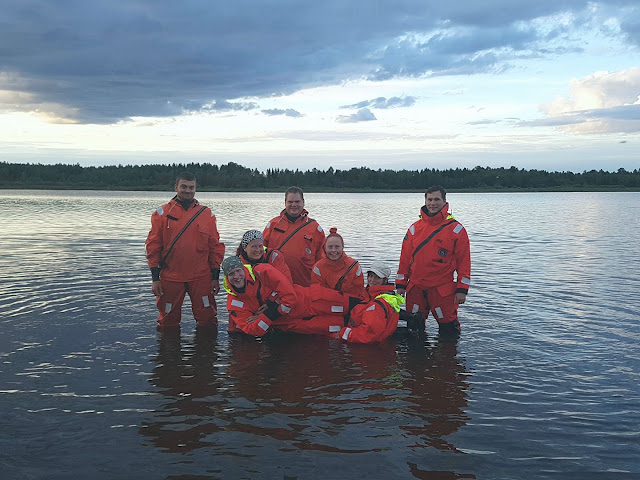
[
  {"left": 2, "top": 190, "right": 639, "bottom": 479},
  {"left": 141, "top": 330, "right": 471, "bottom": 478}
]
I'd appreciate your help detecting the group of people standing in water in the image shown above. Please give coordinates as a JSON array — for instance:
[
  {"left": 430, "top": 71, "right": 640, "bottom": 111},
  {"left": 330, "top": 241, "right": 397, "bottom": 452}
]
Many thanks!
[{"left": 145, "top": 172, "right": 471, "bottom": 343}]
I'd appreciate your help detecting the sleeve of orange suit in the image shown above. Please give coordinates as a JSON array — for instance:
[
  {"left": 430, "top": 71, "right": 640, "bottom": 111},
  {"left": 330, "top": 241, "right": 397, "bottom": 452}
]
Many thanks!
[{"left": 206, "top": 210, "right": 225, "bottom": 272}]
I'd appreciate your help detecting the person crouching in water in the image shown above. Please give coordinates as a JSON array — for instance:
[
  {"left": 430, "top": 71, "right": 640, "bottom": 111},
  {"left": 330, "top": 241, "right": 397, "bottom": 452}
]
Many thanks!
[
  {"left": 236, "top": 229, "right": 292, "bottom": 284},
  {"left": 221, "top": 256, "right": 359, "bottom": 337},
  {"left": 337, "top": 264, "right": 422, "bottom": 343},
  {"left": 311, "top": 227, "right": 368, "bottom": 301}
]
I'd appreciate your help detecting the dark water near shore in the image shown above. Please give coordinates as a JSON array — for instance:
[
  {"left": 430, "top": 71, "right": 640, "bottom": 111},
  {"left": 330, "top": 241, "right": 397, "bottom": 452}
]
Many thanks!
[{"left": 1, "top": 190, "right": 639, "bottom": 479}]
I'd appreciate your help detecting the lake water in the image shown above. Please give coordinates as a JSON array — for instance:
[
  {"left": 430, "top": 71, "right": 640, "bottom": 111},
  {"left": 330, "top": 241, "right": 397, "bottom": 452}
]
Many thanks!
[{"left": 1, "top": 190, "right": 639, "bottom": 479}]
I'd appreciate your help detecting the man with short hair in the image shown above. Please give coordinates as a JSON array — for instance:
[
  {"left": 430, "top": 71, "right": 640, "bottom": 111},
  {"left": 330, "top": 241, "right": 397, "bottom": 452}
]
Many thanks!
[
  {"left": 263, "top": 186, "right": 325, "bottom": 286},
  {"left": 145, "top": 172, "right": 225, "bottom": 329},
  {"left": 396, "top": 185, "right": 471, "bottom": 336}
]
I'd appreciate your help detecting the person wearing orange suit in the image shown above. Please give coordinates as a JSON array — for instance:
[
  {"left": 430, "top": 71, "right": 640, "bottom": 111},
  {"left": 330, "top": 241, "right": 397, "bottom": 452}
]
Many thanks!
[
  {"left": 235, "top": 229, "right": 292, "bottom": 284},
  {"left": 263, "top": 186, "right": 325, "bottom": 287},
  {"left": 338, "top": 264, "right": 422, "bottom": 343},
  {"left": 396, "top": 185, "right": 471, "bottom": 336},
  {"left": 221, "top": 256, "right": 350, "bottom": 337},
  {"left": 145, "top": 172, "right": 225, "bottom": 329},
  {"left": 311, "top": 228, "right": 368, "bottom": 301}
]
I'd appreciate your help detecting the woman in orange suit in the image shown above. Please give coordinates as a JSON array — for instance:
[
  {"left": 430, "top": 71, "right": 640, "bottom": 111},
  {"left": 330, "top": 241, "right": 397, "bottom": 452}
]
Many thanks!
[{"left": 311, "top": 228, "right": 367, "bottom": 301}]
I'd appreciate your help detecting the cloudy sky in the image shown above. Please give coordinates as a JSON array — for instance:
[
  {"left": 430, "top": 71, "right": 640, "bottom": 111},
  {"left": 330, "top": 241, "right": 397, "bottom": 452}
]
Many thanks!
[{"left": 2, "top": 0, "right": 640, "bottom": 172}]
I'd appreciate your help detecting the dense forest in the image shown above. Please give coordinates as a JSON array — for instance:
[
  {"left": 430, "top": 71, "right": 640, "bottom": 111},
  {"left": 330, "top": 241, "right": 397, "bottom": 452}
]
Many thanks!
[{"left": 1, "top": 161, "right": 639, "bottom": 191}]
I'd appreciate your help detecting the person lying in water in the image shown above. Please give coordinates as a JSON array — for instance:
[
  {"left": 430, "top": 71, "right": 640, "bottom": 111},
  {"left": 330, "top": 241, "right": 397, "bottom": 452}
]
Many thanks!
[
  {"left": 337, "top": 263, "right": 424, "bottom": 343},
  {"left": 221, "top": 256, "right": 362, "bottom": 337}
]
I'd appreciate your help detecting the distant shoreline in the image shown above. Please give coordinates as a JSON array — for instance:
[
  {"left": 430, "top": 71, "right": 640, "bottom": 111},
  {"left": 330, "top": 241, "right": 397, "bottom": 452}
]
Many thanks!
[
  {"left": 3, "top": 161, "right": 639, "bottom": 192},
  {"left": 2, "top": 185, "right": 638, "bottom": 193}
]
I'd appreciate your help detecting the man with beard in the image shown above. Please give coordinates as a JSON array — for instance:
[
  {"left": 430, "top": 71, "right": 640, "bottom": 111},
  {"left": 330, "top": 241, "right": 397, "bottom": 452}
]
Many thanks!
[
  {"left": 145, "top": 172, "right": 225, "bottom": 329},
  {"left": 396, "top": 186, "right": 471, "bottom": 336}
]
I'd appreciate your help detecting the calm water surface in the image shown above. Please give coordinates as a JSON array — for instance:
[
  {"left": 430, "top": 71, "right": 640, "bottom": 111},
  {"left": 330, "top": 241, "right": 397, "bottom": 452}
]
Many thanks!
[{"left": 1, "top": 190, "right": 639, "bottom": 479}]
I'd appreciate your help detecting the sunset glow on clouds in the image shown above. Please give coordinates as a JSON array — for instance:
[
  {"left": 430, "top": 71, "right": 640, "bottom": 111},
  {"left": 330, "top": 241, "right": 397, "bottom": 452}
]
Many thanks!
[{"left": 1, "top": 1, "right": 639, "bottom": 172}]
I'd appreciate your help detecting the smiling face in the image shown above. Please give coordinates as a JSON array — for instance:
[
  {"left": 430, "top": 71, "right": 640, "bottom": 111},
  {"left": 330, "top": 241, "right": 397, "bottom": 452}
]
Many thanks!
[
  {"left": 285, "top": 192, "right": 304, "bottom": 217},
  {"left": 324, "top": 236, "right": 344, "bottom": 261},
  {"left": 244, "top": 238, "right": 264, "bottom": 261},
  {"left": 175, "top": 179, "right": 196, "bottom": 202},
  {"left": 227, "top": 267, "right": 246, "bottom": 289},
  {"left": 425, "top": 191, "right": 445, "bottom": 215}
]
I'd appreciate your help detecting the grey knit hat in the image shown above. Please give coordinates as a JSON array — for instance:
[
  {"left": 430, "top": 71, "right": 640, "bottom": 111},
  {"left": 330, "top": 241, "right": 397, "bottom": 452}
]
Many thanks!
[
  {"left": 221, "top": 256, "right": 244, "bottom": 276},
  {"left": 241, "top": 230, "right": 263, "bottom": 248}
]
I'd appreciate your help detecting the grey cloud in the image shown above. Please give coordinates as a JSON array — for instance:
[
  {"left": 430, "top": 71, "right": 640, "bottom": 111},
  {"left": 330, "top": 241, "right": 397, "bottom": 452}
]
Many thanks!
[
  {"left": 203, "top": 100, "right": 259, "bottom": 112},
  {"left": 341, "top": 96, "right": 416, "bottom": 109},
  {"left": 467, "top": 119, "right": 501, "bottom": 125},
  {"left": 618, "top": 8, "right": 640, "bottom": 45},
  {"left": 336, "top": 108, "right": 377, "bottom": 123},
  {"left": 522, "top": 104, "right": 640, "bottom": 131},
  {"left": 262, "top": 108, "right": 303, "bottom": 117},
  {"left": 0, "top": 1, "right": 637, "bottom": 122}
]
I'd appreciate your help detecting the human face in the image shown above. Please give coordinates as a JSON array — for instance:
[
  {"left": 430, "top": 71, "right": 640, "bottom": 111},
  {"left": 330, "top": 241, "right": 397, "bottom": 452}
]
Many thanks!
[
  {"left": 175, "top": 179, "right": 196, "bottom": 202},
  {"left": 285, "top": 193, "right": 304, "bottom": 217},
  {"left": 227, "top": 267, "right": 246, "bottom": 289},
  {"left": 324, "top": 236, "right": 343, "bottom": 261},
  {"left": 367, "top": 272, "right": 384, "bottom": 286},
  {"left": 244, "top": 238, "right": 264, "bottom": 261},
  {"left": 425, "top": 191, "right": 445, "bottom": 215}
]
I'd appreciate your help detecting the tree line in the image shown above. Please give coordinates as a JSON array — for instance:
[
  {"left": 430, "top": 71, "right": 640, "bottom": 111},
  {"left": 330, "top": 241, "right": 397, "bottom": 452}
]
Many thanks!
[{"left": 1, "top": 161, "right": 639, "bottom": 191}]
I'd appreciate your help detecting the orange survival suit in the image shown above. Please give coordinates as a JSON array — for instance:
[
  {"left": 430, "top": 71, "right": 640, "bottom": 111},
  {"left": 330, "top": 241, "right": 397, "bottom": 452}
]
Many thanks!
[
  {"left": 396, "top": 203, "right": 470, "bottom": 332},
  {"left": 224, "top": 263, "right": 349, "bottom": 337},
  {"left": 311, "top": 253, "right": 368, "bottom": 301},
  {"left": 145, "top": 197, "right": 225, "bottom": 328},
  {"left": 337, "top": 283, "right": 402, "bottom": 344},
  {"left": 239, "top": 247, "right": 293, "bottom": 285},
  {"left": 263, "top": 209, "right": 325, "bottom": 286}
]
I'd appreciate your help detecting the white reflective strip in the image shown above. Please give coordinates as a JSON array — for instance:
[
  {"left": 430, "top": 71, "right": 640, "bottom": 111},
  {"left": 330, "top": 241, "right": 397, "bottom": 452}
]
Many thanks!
[
  {"left": 331, "top": 306, "right": 344, "bottom": 313},
  {"left": 453, "top": 224, "right": 463, "bottom": 234},
  {"left": 366, "top": 304, "right": 376, "bottom": 311},
  {"left": 317, "top": 225, "right": 323, "bottom": 232},
  {"left": 329, "top": 325, "right": 341, "bottom": 332},
  {"left": 271, "top": 251, "right": 279, "bottom": 260},
  {"left": 231, "top": 299, "right": 244, "bottom": 308},
  {"left": 258, "top": 320, "right": 269, "bottom": 331},
  {"left": 210, "top": 210, "right": 215, "bottom": 217},
  {"left": 396, "top": 273, "right": 405, "bottom": 280},
  {"left": 202, "top": 296, "right": 210, "bottom": 308},
  {"left": 341, "top": 327, "right": 351, "bottom": 340},
  {"left": 409, "top": 225, "right": 415, "bottom": 235},
  {"left": 461, "top": 277, "right": 471, "bottom": 285},
  {"left": 265, "top": 221, "right": 271, "bottom": 229},
  {"left": 156, "top": 207, "right": 164, "bottom": 215},
  {"left": 280, "top": 304, "right": 291, "bottom": 313},
  {"left": 313, "top": 266, "right": 321, "bottom": 276},
  {"left": 412, "top": 304, "right": 419, "bottom": 313},
  {"left": 435, "top": 307, "right": 443, "bottom": 319},
  {"left": 356, "top": 265, "right": 362, "bottom": 276},
  {"left": 165, "top": 303, "right": 172, "bottom": 313},
  {"left": 270, "top": 291, "right": 278, "bottom": 297}
]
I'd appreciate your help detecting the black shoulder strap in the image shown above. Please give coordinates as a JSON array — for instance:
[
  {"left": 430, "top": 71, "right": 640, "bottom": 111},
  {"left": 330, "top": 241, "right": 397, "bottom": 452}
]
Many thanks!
[
  {"left": 374, "top": 299, "right": 389, "bottom": 317},
  {"left": 412, "top": 219, "right": 458, "bottom": 259},
  {"left": 335, "top": 260, "right": 358, "bottom": 291},
  {"left": 277, "top": 217, "right": 314, "bottom": 250},
  {"left": 160, "top": 205, "right": 208, "bottom": 268}
]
